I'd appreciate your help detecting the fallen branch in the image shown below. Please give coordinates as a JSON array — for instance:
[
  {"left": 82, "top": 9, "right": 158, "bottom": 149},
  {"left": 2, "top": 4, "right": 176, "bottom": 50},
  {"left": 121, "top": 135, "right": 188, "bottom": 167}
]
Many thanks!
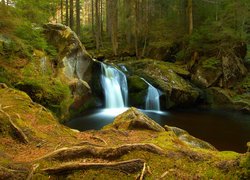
[
  {"left": 91, "top": 135, "right": 108, "bottom": 145},
  {"left": 0, "top": 105, "right": 29, "bottom": 144},
  {"left": 139, "top": 163, "right": 147, "bottom": 180},
  {"left": 26, "top": 164, "right": 39, "bottom": 180},
  {"left": 42, "top": 159, "right": 145, "bottom": 175},
  {"left": 35, "top": 143, "right": 164, "bottom": 162}
]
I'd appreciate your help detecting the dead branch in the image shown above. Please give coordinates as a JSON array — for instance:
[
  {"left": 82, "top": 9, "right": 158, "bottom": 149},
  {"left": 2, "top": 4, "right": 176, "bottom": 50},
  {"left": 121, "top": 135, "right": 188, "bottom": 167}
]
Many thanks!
[
  {"left": 26, "top": 164, "right": 39, "bottom": 180},
  {"left": 91, "top": 135, "right": 108, "bottom": 145},
  {"left": 35, "top": 143, "right": 164, "bottom": 162},
  {"left": 42, "top": 159, "right": 145, "bottom": 175},
  {"left": 139, "top": 163, "right": 146, "bottom": 180},
  {"left": 0, "top": 105, "right": 29, "bottom": 144}
]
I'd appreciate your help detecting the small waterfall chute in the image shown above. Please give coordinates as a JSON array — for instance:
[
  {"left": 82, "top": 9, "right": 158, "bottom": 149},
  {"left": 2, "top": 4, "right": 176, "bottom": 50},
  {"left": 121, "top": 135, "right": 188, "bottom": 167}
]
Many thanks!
[
  {"left": 100, "top": 63, "right": 128, "bottom": 109},
  {"left": 141, "top": 78, "right": 161, "bottom": 111}
]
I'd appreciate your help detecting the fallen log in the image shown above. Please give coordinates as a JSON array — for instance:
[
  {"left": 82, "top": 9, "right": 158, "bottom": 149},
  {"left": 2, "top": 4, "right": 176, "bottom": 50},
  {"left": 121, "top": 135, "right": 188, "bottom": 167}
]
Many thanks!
[
  {"left": 35, "top": 143, "right": 164, "bottom": 162},
  {"left": 42, "top": 159, "right": 145, "bottom": 175}
]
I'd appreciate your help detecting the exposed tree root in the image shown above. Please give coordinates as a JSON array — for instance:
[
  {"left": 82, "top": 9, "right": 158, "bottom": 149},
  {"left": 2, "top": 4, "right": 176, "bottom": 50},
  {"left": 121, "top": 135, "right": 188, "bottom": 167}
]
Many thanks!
[
  {"left": 35, "top": 143, "right": 164, "bottom": 162},
  {"left": 0, "top": 105, "right": 29, "bottom": 144},
  {"left": 91, "top": 135, "right": 108, "bottom": 145},
  {"left": 42, "top": 159, "right": 145, "bottom": 175},
  {"left": 26, "top": 164, "right": 39, "bottom": 180},
  {"left": 139, "top": 163, "right": 146, "bottom": 180}
]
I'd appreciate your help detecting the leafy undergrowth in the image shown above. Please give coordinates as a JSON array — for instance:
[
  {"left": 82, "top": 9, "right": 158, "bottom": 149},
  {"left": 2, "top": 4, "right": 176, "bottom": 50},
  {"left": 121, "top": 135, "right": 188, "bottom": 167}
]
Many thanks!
[{"left": 0, "top": 86, "right": 249, "bottom": 179}]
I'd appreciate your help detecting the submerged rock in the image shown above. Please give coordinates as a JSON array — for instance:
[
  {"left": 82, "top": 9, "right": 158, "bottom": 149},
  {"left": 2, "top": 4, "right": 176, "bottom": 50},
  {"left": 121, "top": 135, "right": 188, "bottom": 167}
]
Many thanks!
[{"left": 104, "top": 107, "right": 165, "bottom": 132}]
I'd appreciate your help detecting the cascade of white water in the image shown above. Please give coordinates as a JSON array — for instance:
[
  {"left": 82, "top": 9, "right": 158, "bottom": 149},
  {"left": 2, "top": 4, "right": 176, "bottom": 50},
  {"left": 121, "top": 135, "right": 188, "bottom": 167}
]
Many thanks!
[
  {"left": 100, "top": 63, "right": 128, "bottom": 108},
  {"left": 141, "top": 78, "right": 161, "bottom": 111}
]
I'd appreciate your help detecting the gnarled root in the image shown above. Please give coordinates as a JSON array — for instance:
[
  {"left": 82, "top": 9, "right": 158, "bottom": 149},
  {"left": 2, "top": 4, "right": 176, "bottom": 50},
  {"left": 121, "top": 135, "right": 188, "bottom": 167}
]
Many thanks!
[
  {"left": 35, "top": 143, "right": 164, "bottom": 162},
  {"left": 42, "top": 159, "right": 145, "bottom": 175}
]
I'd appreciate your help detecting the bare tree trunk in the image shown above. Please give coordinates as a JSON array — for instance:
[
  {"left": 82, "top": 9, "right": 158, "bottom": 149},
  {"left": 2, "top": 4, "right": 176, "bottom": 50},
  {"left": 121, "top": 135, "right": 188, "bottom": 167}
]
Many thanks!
[
  {"left": 76, "top": 0, "right": 81, "bottom": 36},
  {"left": 106, "top": 0, "right": 112, "bottom": 37},
  {"left": 70, "top": 0, "right": 74, "bottom": 30},
  {"left": 111, "top": 0, "right": 118, "bottom": 56},
  {"left": 66, "top": 0, "right": 69, "bottom": 26},
  {"left": 95, "top": 0, "right": 101, "bottom": 50},
  {"left": 60, "top": 0, "right": 63, "bottom": 23},
  {"left": 91, "top": 0, "right": 95, "bottom": 37},
  {"left": 187, "top": 0, "right": 193, "bottom": 35}
]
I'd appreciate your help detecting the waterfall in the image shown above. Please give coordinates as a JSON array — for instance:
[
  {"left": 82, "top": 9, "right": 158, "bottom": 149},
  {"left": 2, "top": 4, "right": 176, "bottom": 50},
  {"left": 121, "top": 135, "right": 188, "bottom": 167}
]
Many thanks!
[
  {"left": 141, "top": 78, "right": 161, "bottom": 111},
  {"left": 100, "top": 63, "right": 128, "bottom": 108}
]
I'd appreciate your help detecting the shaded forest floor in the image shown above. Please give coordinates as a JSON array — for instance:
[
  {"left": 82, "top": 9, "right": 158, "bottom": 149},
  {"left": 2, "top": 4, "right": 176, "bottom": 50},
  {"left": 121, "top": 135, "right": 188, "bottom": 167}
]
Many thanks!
[{"left": 0, "top": 85, "right": 249, "bottom": 179}]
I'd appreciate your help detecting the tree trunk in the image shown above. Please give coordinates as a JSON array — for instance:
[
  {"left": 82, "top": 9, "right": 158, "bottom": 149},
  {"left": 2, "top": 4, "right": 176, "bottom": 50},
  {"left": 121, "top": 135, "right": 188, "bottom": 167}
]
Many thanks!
[
  {"left": 60, "top": 0, "right": 63, "bottom": 23},
  {"left": 106, "top": 0, "right": 112, "bottom": 37},
  {"left": 76, "top": 0, "right": 81, "bottom": 36},
  {"left": 187, "top": 0, "right": 193, "bottom": 35},
  {"left": 66, "top": 0, "right": 69, "bottom": 26},
  {"left": 91, "top": 0, "right": 95, "bottom": 38},
  {"left": 111, "top": 0, "right": 118, "bottom": 56},
  {"left": 95, "top": 0, "right": 101, "bottom": 50},
  {"left": 70, "top": 0, "right": 74, "bottom": 30}
]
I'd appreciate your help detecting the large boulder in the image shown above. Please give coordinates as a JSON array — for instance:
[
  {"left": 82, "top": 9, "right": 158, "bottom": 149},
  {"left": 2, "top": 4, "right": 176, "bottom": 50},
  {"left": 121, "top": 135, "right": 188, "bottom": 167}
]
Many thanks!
[
  {"left": 206, "top": 87, "right": 250, "bottom": 113},
  {"left": 124, "top": 59, "right": 200, "bottom": 109},
  {"left": 191, "top": 57, "right": 222, "bottom": 88},
  {"left": 191, "top": 55, "right": 247, "bottom": 88},
  {"left": 103, "top": 107, "right": 165, "bottom": 132},
  {"left": 43, "top": 23, "right": 98, "bottom": 113},
  {"left": 127, "top": 75, "right": 148, "bottom": 108},
  {"left": 43, "top": 23, "right": 93, "bottom": 82},
  {"left": 164, "top": 125, "right": 217, "bottom": 150}
]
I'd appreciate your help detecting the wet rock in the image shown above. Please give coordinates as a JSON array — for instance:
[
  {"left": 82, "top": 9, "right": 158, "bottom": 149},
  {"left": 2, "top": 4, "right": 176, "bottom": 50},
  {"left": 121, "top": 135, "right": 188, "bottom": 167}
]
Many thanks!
[
  {"left": 165, "top": 125, "right": 216, "bottom": 150},
  {"left": 191, "top": 57, "right": 222, "bottom": 88},
  {"left": 124, "top": 59, "right": 199, "bottom": 109},
  {"left": 222, "top": 55, "right": 247, "bottom": 88},
  {"left": 104, "top": 107, "right": 165, "bottom": 132},
  {"left": 127, "top": 76, "right": 148, "bottom": 107}
]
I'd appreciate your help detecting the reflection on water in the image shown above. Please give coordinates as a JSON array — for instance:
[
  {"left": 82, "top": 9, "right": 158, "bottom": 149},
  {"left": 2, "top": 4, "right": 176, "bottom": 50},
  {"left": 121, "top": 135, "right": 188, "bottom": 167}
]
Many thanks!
[{"left": 66, "top": 108, "right": 250, "bottom": 153}]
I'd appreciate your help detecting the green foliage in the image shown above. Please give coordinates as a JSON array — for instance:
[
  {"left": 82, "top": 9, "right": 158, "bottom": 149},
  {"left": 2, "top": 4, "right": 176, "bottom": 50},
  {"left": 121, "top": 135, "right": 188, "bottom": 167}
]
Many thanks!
[
  {"left": 14, "top": 0, "right": 59, "bottom": 25},
  {"left": 14, "top": 23, "right": 48, "bottom": 51},
  {"left": 201, "top": 57, "right": 220, "bottom": 70}
]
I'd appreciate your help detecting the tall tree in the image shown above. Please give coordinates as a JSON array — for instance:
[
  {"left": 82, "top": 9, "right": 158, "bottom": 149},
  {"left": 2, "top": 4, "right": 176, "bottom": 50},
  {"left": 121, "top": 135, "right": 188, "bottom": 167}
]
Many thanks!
[
  {"left": 110, "top": 0, "right": 118, "bottom": 55},
  {"left": 76, "top": 0, "right": 81, "bottom": 36},
  {"left": 60, "top": 0, "right": 63, "bottom": 23},
  {"left": 65, "top": 0, "right": 69, "bottom": 26},
  {"left": 70, "top": 0, "right": 74, "bottom": 29},
  {"left": 187, "top": 0, "right": 193, "bottom": 35}
]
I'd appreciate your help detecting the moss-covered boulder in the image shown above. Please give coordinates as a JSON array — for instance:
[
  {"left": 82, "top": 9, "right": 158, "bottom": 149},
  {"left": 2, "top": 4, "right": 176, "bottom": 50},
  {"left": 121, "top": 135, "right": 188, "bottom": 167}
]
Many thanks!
[
  {"left": 191, "top": 57, "right": 222, "bottom": 88},
  {"left": 206, "top": 87, "right": 250, "bottom": 113},
  {"left": 164, "top": 125, "right": 216, "bottom": 150},
  {"left": 124, "top": 59, "right": 200, "bottom": 108},
  {"left": 43, "top": 23, "right": 100, "bottom": 115},
  {"left": 127, "top": 75, "right": 148, "bottom": 107},
  {"left": 104, "top": 107, "right": 165, "bottom": 132}
]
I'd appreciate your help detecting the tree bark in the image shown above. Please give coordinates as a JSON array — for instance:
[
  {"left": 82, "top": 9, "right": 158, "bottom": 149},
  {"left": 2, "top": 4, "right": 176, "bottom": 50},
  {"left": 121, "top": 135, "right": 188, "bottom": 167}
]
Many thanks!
[
  {"left": 111, "top": 0, "right": 118, "bottom": 55},
  {"left": 187, "top": 0, "right": 193, "bottom": 35},
  {"left": 95, "top": 0, "right": 101, "bottom": 50},
  {"left": 65, "top": 0, "right": 69, "bottom": 26},
  {"left": 76, "top": 0, "right": 81, "bottom": 36},
  {"left": 70, "top": 0, "right": 74, "bottom": 29},
  {"left": 60, "top": 0, "right": 63, "bottom": 23}
]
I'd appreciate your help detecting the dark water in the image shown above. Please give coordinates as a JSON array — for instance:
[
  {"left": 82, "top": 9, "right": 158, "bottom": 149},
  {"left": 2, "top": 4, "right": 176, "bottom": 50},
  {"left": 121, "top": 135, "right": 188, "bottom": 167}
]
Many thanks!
[{"left": 66, "top": 108, "right": 250, "bottom": 153}]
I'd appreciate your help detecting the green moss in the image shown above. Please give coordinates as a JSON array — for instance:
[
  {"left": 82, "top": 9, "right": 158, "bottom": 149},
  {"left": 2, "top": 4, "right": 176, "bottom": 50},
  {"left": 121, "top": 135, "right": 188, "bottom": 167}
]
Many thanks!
[{"left": 201, "top": 57, "right": 221, "bottom": 70}]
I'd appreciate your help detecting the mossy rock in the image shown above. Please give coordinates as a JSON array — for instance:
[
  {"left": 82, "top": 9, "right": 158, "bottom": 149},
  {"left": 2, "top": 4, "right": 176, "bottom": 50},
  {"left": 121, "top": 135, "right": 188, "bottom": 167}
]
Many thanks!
[
  {"left": 191, "top": 57, "right": 222, "bottom": 88},
  {"left": 103, "top": 107, "right": 165, "bottom": 132},
  {"left": 127, "top": 75, "right": 148, "bottom": 107},
  {"left": 124, "top": 59, "right": 199, "bottom": 109}
]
